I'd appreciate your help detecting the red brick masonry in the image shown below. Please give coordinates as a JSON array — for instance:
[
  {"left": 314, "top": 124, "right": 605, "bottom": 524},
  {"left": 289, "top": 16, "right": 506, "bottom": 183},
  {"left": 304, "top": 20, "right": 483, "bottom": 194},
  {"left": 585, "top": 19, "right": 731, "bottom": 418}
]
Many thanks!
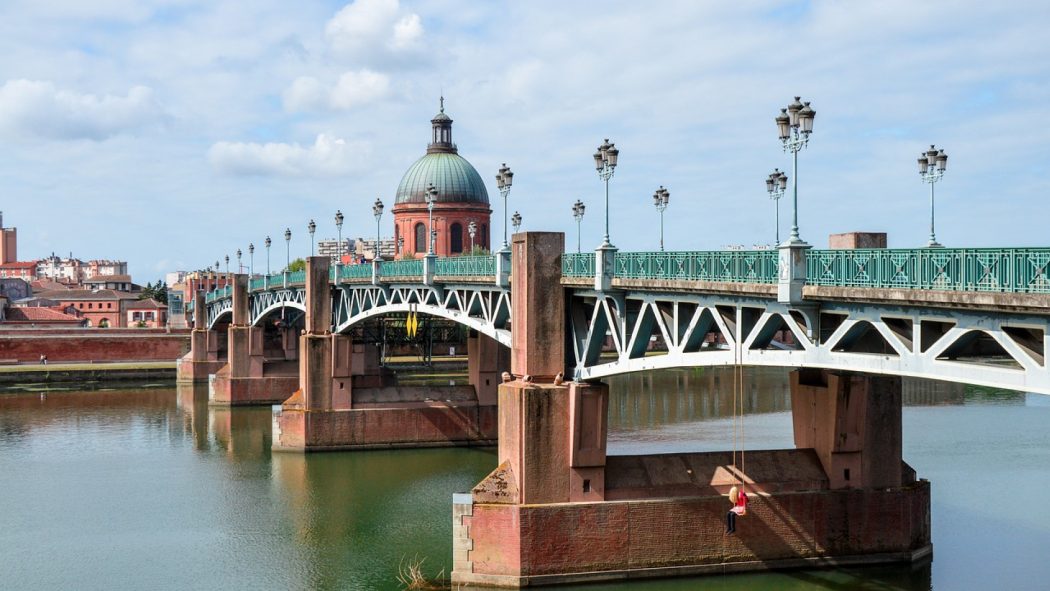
[
  {"left": 0, "top": 331, "right": 189, "bottom": 362},
  {"left": 454, "top": 450, "right": 931, "bottom": 587},
  {"left": 274, "top": 402, "right": 498, "bottom": 451}
]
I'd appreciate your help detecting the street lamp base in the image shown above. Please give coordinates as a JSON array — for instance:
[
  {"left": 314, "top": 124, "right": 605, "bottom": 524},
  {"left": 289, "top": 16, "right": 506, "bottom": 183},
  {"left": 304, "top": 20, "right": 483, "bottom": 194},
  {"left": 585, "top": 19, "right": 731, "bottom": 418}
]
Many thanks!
[
  {"left": 778, "top": 237, "right": 810, "bottom": 248},
  {"left": 926, "top": 241, "right": 944, "bottom": 249}
]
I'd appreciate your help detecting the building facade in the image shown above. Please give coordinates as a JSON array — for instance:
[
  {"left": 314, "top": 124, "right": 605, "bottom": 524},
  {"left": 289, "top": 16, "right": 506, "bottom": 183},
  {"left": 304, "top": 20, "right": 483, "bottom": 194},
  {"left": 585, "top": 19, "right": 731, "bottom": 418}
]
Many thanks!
[{"left": 392, "top": 100, "right": 492, "bottom": 258}]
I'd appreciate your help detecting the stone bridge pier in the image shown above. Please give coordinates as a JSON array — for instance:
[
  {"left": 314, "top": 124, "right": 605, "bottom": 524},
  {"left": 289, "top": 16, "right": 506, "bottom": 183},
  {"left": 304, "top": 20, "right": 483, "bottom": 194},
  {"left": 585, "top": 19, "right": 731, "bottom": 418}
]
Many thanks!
[
  {"left": 210, "top": 274, "right": 300, "bottom": 406},
  {"left": 272, "top": 256, "right": 501, "bottom": 452},
  {"left": 176, "top": 291, "right": 227, "bottom": 382},
  {"left": 452, "top": 232, "right": 931, "bottom": 588}
]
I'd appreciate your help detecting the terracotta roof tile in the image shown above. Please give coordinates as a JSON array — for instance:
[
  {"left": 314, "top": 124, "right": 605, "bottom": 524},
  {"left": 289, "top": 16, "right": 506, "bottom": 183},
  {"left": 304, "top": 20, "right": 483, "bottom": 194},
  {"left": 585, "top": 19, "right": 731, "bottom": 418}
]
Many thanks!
[{"left": 5, "top": 307, "right": 84, "bottom": 323}]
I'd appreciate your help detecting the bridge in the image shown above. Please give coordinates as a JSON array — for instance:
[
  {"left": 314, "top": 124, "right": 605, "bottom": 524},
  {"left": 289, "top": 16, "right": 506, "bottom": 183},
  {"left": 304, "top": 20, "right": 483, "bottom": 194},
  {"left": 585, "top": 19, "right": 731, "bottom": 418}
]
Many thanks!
[
  {"left": 178, "top": 233, "right": 1050, "bottom": 587},
  {"left": 197, "top": 244, "right": 1050, "bottom": 394}
]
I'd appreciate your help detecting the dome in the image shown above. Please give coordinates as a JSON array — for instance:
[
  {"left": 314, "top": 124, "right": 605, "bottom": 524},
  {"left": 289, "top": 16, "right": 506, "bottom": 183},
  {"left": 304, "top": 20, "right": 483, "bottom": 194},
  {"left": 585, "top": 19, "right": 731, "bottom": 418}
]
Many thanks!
[{"left": 394, "top": 152, "right": 490, "bottom": 206}]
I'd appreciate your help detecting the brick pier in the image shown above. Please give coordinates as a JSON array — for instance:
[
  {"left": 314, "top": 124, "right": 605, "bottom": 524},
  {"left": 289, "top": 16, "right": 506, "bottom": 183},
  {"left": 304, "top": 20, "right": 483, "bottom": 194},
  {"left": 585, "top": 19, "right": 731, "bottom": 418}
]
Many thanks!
[{"left": 451, "top": 232, "right": 931, "bottom": 587}]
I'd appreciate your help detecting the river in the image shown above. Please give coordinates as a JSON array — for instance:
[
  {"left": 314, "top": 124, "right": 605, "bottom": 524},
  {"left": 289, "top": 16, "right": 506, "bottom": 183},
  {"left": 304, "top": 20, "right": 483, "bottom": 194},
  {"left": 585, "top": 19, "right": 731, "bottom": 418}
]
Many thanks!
[{"left": 1, "top": 368, "right": 1048, "bottom": 590}]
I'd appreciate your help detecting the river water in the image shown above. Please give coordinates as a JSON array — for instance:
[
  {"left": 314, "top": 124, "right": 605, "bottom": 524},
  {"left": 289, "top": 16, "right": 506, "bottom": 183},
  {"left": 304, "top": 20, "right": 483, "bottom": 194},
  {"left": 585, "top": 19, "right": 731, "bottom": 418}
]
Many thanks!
[{"left": 1, "top": 368, "right": 1048, "bottom": 590}]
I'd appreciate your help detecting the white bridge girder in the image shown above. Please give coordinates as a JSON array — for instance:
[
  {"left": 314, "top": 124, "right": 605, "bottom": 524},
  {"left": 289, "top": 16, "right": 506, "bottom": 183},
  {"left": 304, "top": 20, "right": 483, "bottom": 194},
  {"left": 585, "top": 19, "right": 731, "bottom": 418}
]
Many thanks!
[
  {"left": 207, "top": 282, "right": 512, "bottom": 346},
  {"left": 570, "top": 289, "right": 1050, "bottom": 395},
  {"left": 204, "top": 280, "right": 1050, "bottom": 394}
]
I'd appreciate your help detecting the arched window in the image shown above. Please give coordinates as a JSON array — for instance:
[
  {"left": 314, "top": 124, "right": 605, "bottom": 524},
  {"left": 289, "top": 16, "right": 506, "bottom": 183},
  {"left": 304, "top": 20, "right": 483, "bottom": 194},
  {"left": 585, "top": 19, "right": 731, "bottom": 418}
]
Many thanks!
[
  {"left": 450, "top": 223, "right": 463, "bottom": 254},
  {"left": 481, "top": 224, "right": 488, "bottom": 249},
  {"left": 414, "top": 222, "right": 427, "bottom": 253}
]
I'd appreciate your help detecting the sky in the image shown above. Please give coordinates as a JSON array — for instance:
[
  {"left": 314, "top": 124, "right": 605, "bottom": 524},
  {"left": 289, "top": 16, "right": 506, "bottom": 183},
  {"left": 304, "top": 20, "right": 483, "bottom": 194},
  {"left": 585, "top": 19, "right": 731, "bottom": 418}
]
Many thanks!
[{"left": 0, "top": 0, "right": 1048, "bottom": 281}]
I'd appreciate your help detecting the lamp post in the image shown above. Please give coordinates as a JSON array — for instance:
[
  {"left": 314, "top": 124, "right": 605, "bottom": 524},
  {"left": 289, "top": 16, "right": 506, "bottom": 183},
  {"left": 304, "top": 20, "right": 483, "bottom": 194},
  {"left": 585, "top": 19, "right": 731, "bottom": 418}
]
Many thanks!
[
  {"left": 372, "top": 198, "right": 384, "bottom": 261},
  {"left": 496, "top": 163, "right": 514, "bottom": 250},
  {"left": 511, "top": 211, "right": 522, "bottom": 234},
  {"left": 236, "top": 249, "right": 242, "bottom": 274},
  {"left": 424, "top": 183, "right": 438, "bottom": 255},
  {"left": 284, "top": 228, "right": 291, "bottom": 270},
  {"left": 264, "top": 236, "right": 271, "bottom": 275},
  {"left": 224, "top": 254, "right": 229, "bottom": 275},
  {"left": 919, "top": 145, "right": 948, "bottom": 248},
  {"left": 765, "top": 169, "right": 788, "bottom": 245},
  {"left": 307, "top": 219, "right": 316, "bottom": 256},
  {"left": 397, "top": 236, "right": 404, "bottom": 257},
  {"left": 652, "top": 186, "right": 670, "bottom": 251},
  {"left": 468, "top": 220, "right": 477, "bottom": 253},
  {"left": 334, "top": 210, "right": 344, "bottom": 262},
  {"left": 248, "top": 243, "right": 254, "bottom": 276},
  {"left": 572, "top": 199, "right": 585, "bottom": 253},
  {"left": 775, "top": 97, "right": 816, "bottom": 245},
  {"left": 593, "top": 139, "right": 619, "bottom": 247}
]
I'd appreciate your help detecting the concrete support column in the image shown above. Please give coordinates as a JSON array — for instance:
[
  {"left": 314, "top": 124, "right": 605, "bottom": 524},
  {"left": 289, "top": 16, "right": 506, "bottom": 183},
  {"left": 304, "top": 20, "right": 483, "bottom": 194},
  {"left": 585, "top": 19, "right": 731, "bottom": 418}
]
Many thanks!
[
  {"left": 510, "top": 231, "right": 566, "bottom": 381},
  {"left": 777, "top": 242, "right": 810, "bottom": 304},
  {"left": 467, "top": 331, "right": 509, "bottom": 406},
  {"left": 212, "top": 275, "right": 299, "bottom": 405},
  {"left": 300, "top": 256, "right": 333, "bottom": 412},
  {"left": 177, "top": 291, "right": 225, "bottom": 382},
  {"left": 790, "top": 369, "right": 903, "bottom": 489}
]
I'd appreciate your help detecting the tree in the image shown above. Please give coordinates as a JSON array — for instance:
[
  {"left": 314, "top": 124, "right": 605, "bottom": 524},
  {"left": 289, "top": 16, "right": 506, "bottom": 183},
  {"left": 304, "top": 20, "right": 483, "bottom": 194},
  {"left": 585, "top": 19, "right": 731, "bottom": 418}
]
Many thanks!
[
  {"left": 139, "top": 280, "right": 168, "bottom": 304},
  {"left": 286, "top": 258, "right": 306, "bottom": 272}
]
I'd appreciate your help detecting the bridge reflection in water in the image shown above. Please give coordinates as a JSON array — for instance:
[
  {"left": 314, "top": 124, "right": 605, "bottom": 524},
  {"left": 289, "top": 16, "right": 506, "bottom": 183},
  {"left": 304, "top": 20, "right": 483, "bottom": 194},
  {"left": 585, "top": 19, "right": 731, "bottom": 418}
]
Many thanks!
[{"left": 3, "top": 375, "right": 1043, "bottom": 588}]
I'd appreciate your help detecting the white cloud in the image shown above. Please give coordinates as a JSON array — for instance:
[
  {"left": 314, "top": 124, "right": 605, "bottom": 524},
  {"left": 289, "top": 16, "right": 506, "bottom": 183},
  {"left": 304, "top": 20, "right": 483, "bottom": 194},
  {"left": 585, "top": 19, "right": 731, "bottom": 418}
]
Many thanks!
[
  {"left": 391, "top": 13, "right": 422, "bottom": 50},
  {"left": 283, "top": 69, "right": 390, "bottom": 112},
  {"left": 0, "top": 79, "right": 165, "bottom": 140},
  {"left": 208, "top": 133, "right": 369, "bottom": 177},
  {"left": 324, "top": 0, "right": 423, "bottom": 60}
]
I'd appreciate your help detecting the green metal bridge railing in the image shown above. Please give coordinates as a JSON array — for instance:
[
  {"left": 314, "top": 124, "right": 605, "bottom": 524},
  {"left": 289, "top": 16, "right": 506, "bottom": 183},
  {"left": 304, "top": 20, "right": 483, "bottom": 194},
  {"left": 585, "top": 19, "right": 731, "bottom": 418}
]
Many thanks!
[
  {"left": 433, "top": 255, "right": 497, "bottom": 277},
  {"left": 807, "top": 248, "right": 1050, "bottom": 293},
  {"left": 211, "top": 248, "right": 1050, "bottom": 300},
  {"left": 613, "top": 250, "right": 780, "bottom": 284}
]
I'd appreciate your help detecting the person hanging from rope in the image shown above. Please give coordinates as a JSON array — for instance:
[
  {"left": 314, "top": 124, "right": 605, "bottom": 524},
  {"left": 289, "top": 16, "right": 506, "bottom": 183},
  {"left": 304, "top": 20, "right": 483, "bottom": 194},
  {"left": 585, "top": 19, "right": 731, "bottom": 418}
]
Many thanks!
[{"left": 725, "top": 484, "right": 748, "bottom": 535}]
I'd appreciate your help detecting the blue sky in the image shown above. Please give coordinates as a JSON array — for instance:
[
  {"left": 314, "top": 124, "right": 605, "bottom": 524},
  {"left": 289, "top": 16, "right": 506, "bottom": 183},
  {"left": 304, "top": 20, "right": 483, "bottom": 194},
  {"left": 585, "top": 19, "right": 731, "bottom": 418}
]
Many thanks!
[{"left": 0, "top": 0, "right": 1047, "bottom": 280}]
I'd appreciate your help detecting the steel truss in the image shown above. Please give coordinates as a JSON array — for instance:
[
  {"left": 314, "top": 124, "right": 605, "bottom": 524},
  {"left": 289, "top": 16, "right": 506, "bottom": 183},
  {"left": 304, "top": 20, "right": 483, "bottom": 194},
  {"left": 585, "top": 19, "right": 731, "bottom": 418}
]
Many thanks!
[{"left": 569, "top": 288, "right": 1050, "bottom": 394}]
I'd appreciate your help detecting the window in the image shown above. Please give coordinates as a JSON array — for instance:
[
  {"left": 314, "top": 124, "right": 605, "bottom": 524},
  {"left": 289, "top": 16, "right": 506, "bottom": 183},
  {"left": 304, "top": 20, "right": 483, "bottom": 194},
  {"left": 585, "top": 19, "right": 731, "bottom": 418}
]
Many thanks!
[
  {"left": 482, "top": 224, "right": 488, "bottom": 248},
  {"left": 88, "top": 302, "right": 93, "bottom": 309},
  {"left": 107, "top": 303, "right": 112, "bottom": 309},
  {"left": 414, "top": 222, "right": 427, "bottom": 253},
  {"left": 133, "top": 312, "right": 142, "bottom": 321},
  {"left": 450, "top": 223, "right": 463, "bottom": 254}
]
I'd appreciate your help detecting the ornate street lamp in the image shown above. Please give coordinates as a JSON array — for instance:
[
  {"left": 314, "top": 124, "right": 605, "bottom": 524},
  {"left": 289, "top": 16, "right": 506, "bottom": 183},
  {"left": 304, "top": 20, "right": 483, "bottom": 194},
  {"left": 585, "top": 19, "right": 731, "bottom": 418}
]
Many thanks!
[
  {"left": 919, "top": 145, "right": 948, "bottom": 247},
  {"left": 468, "top": 220, "right": 477, "bottom": 253},
  {"left": 224, "top": 254, "right": 229, "bottom": 275},
  {"left": 215, "top": 260, "right": 220, "bottom": 275},
  {"left": 236, "top": 249, "right": 242, "bottom": 274},
  {"left": 264, "top": 236, "right": 271, "bottom": 275},
  {"left": 511, "top": 211, "right": 522, "bottom": 234},
  {"left": 248, "top": 243, "right": 255, "bottom": 276},
  {"left": 284, "top": 228, "right": 291, "bottom": 269},
  {"left": 775, "top": 96, "right": 816, "bottom": 245},
  {"left": 652, "top": 186, "right": 670, "bottom": 251},
  {"left": 334, "top": 210, "right": 344, "bottom": 262},
  {"left": 308, "top": 219, "right": 316, "bottom": 256},
  {"left": 593, "top": 139, "right": 619, "bottom": 247},
  {"left": 424, "top": 183, "right": 438, "bottom": 255},
  {"left": 496, "top": 163, "right": 514, "bottom": 250},
  {"left": 572, "top": 199, "right": 586, "bottom": 253},
  {"left": 373, "top": 198, "right": 384, "bottom": 261},
  {"left": 765, "top": 169, "right": 788, "bottom": 245}
]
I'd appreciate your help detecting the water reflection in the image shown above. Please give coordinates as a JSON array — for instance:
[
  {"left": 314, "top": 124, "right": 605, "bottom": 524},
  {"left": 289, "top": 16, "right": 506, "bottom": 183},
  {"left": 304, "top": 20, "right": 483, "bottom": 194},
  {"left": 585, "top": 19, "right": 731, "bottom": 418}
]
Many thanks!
[{"left": 0, "top": 372, "right": 1044, "bottom": 590}]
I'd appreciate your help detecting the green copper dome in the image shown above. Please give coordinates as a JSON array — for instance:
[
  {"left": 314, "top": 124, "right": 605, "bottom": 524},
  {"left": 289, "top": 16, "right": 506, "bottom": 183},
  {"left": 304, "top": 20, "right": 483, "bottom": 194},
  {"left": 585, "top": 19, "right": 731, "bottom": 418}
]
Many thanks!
[
  {"left": 394, "top": 99, "right": 490, "bottom": 206},
  {"left": 395, "top": 152, "right": 490, "bottom": 205}
]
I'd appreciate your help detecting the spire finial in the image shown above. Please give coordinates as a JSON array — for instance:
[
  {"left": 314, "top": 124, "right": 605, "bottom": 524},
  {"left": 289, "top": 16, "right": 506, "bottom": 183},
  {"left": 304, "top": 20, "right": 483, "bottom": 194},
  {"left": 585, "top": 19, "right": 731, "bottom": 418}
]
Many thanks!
[{"left": 439, "top": 95, "right": 444, "bottom": 113}]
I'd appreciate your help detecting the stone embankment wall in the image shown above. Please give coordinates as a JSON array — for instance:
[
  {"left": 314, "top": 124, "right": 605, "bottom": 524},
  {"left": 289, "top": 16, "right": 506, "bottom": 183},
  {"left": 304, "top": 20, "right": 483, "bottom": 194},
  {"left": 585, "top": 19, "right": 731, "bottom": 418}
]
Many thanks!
[{"left": 0, "top": 329, "right": 190, "bottom": 363}]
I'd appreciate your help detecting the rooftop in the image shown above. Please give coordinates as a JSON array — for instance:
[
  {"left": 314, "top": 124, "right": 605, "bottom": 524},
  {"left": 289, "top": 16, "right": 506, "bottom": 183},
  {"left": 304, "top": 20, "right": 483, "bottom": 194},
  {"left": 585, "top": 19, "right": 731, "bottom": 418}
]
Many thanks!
[{"left": 4, "top": 307, "right": 84, "bottom": 323}]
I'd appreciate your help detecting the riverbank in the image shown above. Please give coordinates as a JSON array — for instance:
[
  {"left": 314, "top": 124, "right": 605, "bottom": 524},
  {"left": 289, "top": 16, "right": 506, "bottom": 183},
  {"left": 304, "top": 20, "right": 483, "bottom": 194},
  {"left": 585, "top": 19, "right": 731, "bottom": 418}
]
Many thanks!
[{"left": 0, "top": 361, "right": 176, "bottom": 386}]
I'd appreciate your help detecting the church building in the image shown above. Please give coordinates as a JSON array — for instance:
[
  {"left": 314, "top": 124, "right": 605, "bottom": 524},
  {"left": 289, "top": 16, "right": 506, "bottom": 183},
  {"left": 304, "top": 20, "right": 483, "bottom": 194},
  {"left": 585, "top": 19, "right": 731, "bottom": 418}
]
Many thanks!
[{"left": 392, "top": 100, "right": 492, "bottom": 257}]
